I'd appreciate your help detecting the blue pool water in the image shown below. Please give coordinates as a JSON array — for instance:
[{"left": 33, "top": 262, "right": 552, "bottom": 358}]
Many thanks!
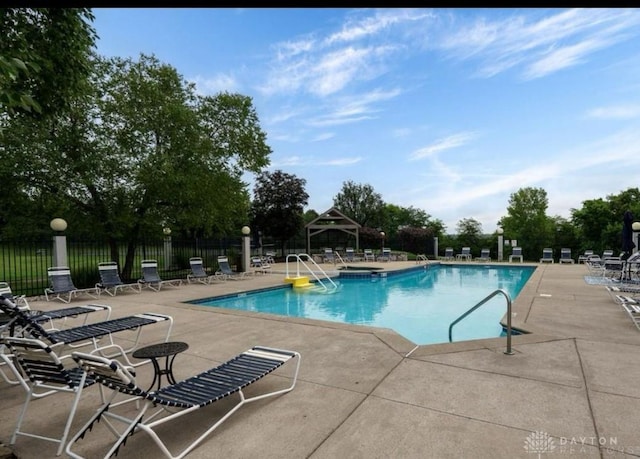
[{"left": 189, "top": 264, "right": 535, "bottom": 345}]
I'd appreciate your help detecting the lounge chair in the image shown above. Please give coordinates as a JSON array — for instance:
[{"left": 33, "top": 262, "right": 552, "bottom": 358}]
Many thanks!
[
  {"left": 540, "top": 248, "right": 554, "bottom": 263},
  {"left": 509, "top": 247, "right": 523, "bottom": 263},
  {"left": 187, "top": 257, "right": 217, "bottom": 284},
  {"left": 44, "top": 267, "right": 99, "bottom": 303},
  {"left": 345, "top": 247, "right": 357, "bottom": 262},
  {"left": 323, "top": 248, "right": 335, "bottom": 264},
  {"left": 559, "top": 248, "right": 575, "bottom": 264},
  {"left": 138, "top": 260, "right": 183, "bottom": 291},
  {"left": 363, "top": 249, "right": 375, "bottom": 262},
  {"left": 96, "top": 262, "right": 141, "bottom": 296},
  {"left": 250, "top": 256, "right": 272, "bottom": 275},
  {"left": 378, "top": 247, "right": 391, "bottom": 262},
  {"left": 602, "top": 256, "right": 624, "bottom": 279},
  {"left": 0, "top": 281, "right": 29, "bottom": 310},
  {"left": 442, "top": 247, "right": 454, "bottom": 261},
  {"left": 264, "top": 251, "right": 276, "bottom": 264},
  {"left": 216, "top": 256, "right": 247, "bottom": 280},
  {"left": 0, "top": 295, "right": 173, "bottom": 361},
  {"left": 620, "top": 302, "right": 640, "bottom": 332},
  {"left": 602, "top": 249, "right": 614, "bottom": 260},
  {"left": 475, "top": 248, "right": 491, "bottom": 262},
  {"left": 66, "top": 346, "right": 301, "bottom": 459},
  {"left": 578, "top": 250, "right": 594, "bottom": 264},
  {"left": 456, "top": 247, "right": 472, "bottom": 261},
  {"left": 1, "top": 336, "right": 98, "bottom": 456}
]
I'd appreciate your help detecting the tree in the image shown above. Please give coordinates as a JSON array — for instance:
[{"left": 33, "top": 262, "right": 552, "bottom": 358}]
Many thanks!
[
  {"left": 250, "top": 170, "right": 309, "bottom": 254},
  {"left": 397, "top": 226, "right": 434, "bottom": 255},
  {"left": 455, "top": 218, "right": 484, "bottom": 255},
  {"left": 333, "top": 181, "right": 385, "bottom": 228},
  {"left": 571, "top": 187, "right": 640, "bottom": 254},
  {"left": 1, "top": 53, "right": 271, "bottom": 278},
  {"left": 0, "top": 8, "right": 97, "bottom": 116},
  {"left": 499, "top": 187, "right": 554, "bottom": 260}
]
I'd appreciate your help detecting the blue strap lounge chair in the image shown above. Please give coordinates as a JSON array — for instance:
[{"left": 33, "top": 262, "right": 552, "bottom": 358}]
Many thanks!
[
  {"left": 66, "top": 346, "right": 301, "bottom": 459},
  {"left": 44, "top": 267, "right": 99, "bottom": 303},
  {"left": 187, "top": 257, "right": 217, "bottom": 284},
  {"left": 215, "top": 256, "right": 247, "bottom": 280},
  {"left": 0, "top": 295, "right": 173, "bottom": 362},
  {"left": 138, "top": 260, "right": 183, "bottom": 291},
  {"left": 250, "top": 256, "right": 272, "bottom": 275},
  {"left": 363, "top": 249, "right": 375, "bottom": 262},
  {"left": 475, "top": 248, "right": 491, "bottom": 262},
  {"left": 378, "top": 247, "right": 391, "bottom": 262},
  {"left": 456, "top": 247, "right": 472, "bottom": 261},
  {"left": 323, "top": 248, "right": 335, "bottom": 264},
  {"left": 559, "top": 248, "right": 575, "bottom": 264},
  {"left": 540, "top": 248, "right": 554, "bottom": 263},
  {"left": 1, "top": 336, "right": 97, "bottom": 456},
  {"left": 2, "top": 337, "right": 95, "bottom": 456},
  {"left": 442, "top": 247, "right": 454, "bottom": 261},
  {"left": 509, "top": 247, "right": 524, "bottom": 263},
  {"left": 96, "top": 262, "right": 141, "bottom": 296}
]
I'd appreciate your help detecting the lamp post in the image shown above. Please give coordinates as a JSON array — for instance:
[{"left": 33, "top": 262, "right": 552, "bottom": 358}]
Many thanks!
[
  {"left": 241, "top": 226, "right": 251, "bottom": 273},
  {"left": 496, "top": 227, "right": 504, "bottom": 262},
  {"left": 633, "top": 222, "right": 640, "bottom": 254},
  {"left": 50, "top": 218, "right": 68, "bottom": 267},
  {"left": 162, "top": 227, "right": 172, "bottom": 269},
  {"left": 380, "top": 231, "right": 385, "bottom": 255}
]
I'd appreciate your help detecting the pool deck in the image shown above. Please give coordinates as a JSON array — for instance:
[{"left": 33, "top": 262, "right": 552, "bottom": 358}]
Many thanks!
[{"left": 2, "top": 261, "right": 640, "bottom": 458}]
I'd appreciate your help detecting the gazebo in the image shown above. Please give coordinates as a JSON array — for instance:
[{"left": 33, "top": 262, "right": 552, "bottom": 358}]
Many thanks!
[{"left": 305, "top": 207, "right": 361, "bottom": 254}]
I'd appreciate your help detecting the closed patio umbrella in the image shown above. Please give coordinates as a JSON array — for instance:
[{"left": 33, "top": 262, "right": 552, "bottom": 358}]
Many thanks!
[{"left": 622, "top": 210, "right": 635, "bottom": 260}]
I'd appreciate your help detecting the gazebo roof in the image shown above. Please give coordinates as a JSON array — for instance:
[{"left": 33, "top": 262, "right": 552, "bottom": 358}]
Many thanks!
[{"left": 305, "top": 207, "right": 361, "bottom": 230}]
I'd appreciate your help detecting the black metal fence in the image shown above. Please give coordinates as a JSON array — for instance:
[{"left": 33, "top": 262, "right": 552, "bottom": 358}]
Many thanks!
[
  {"left": 0, "top": 236, "right": 296, "bottom": 297},
  {"left": 0, "top": 233, "right": 419, "bottom": 297}
]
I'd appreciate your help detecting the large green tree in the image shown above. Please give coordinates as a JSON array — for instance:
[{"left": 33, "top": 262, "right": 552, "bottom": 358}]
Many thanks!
[
  {"left": 1, "top": 53, "right": 271, "bottom": 278},
  {"left": 250, "top": 170, "right": 309, "bottom": 254},
  {"left": 0, "top": 8, "right": 96, "bottom": 115},
  {"left": 333, "top": 181, "right": 385, "bottom": 228},
  {"left": 571, "top": 187, "right": 640, "bottom": 254},
  {"left": 499, "top": 187, "right": 554, "bottom": 260}
]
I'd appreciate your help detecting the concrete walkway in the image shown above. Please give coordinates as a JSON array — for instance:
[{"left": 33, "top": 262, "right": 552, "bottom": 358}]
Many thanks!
[{"left": 1, "top": 262, "right": 639, "bottom": 458}]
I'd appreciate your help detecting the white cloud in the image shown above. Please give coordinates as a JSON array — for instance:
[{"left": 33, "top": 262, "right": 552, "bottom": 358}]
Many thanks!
[
  {"left": 191, "top": 73, "right": 240, "bottom": 95},
  {"left": 409, "top": 132, "right": 478, "bottom": 160},
  {"left": 586, "top": 104, "right": 640, "bottom": 119}
]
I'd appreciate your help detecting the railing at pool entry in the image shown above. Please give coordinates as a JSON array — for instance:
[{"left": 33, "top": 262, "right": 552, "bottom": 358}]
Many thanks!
[
  {"left": 448, "top": 289, "right": 514, "bottom": 355},
  {"left": 285, "top": 254, "right": 338, "bottom": 292}
]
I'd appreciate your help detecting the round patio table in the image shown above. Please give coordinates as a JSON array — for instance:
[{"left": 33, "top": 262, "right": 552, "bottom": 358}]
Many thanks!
[{"left": 132, "top": 341, "right": 189, "bottom": 391}]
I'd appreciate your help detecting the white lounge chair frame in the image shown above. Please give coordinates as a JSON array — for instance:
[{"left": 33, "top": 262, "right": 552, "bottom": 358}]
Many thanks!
[
  {"left": 475, "top": 248, "right": 491, "bottom": 262},
  {"left": 509, "top": 247, "right": 523, "bottom": 263},
  {"left": 138, "top": 260, "right": 183, "bottom": 291},
  {"left": 1, "top": 336, "right": 97, "bottom": 456},
  {"left": 456, "top": 247, "right": 472, "bottom": 261},
  {"left": 559, "top": 248, "right": 575, "bottom": 264},
  {"left": 0, "top": 296, "right": 172, "bottom": 364},
  {"left": 44, "top": 267, "right": 99, "bottom": 303},
  {"left": 96, "top": 262, "right": 142, "bottom": 296},
  {"left": 66, "top": 346, "right": 301, "bottom": 459},
  {"left": 363, "top": 249, "right": 375, "bottom": 262},
  {"left": 216, "top": 256, "right": 247, "bottom": 280},
  {"left": 187, "top": 257, "right": 217, "bottom": 284},
  {"left": 540, "top": 248, "right": 554, "bottom": 263}
]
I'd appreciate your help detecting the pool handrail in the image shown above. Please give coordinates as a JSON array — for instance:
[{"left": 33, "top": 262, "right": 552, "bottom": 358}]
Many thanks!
[
  {"left": 448, "top": 288, "right": 514, "bottom": 355},
  {"left": 285, "top": 254, "right": 338, "bottom": 291}
]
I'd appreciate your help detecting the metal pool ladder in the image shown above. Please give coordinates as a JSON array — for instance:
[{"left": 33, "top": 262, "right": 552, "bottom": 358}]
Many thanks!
[
  {"left": 448, "top": 289, "right": 514, "bottom": 355},
  {"left": 285, "top": 253, "right": 338, "bottom": 292}
]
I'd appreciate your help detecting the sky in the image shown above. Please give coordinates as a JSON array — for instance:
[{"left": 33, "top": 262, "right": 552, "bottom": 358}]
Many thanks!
[{"left": 92, "top": 8, "right": 640, "bottom": 233}]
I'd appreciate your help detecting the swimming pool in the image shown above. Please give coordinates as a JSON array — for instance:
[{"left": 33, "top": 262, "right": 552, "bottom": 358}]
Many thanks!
[{"left": 189, "top": 264, "right": 535, "bottom": 345}]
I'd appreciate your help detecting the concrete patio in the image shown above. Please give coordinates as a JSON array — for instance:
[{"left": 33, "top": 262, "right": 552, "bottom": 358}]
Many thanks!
[{"left": 1, "top": 261, "right": 639, "bottom": 458}]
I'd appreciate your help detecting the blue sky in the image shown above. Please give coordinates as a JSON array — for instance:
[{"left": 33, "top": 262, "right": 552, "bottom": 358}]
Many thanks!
[{"left": 92, "top": 8, "right": 640, "bottom": 233}]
